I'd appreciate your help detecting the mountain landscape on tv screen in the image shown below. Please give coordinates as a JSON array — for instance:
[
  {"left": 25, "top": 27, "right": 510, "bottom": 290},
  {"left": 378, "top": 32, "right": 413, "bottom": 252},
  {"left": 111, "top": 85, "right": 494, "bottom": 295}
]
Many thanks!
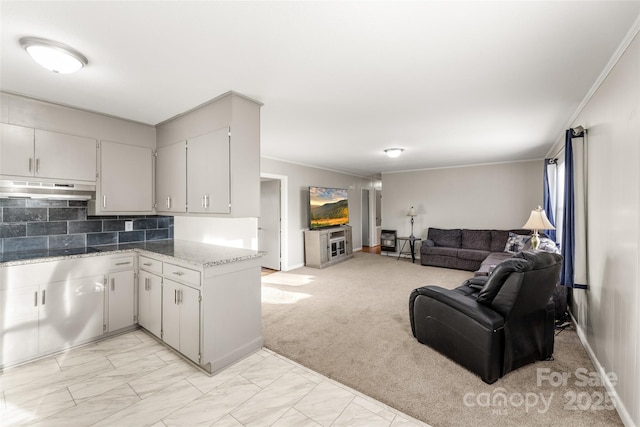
[{"left": 310, "top": 199, "right": 349, "bottom": 228}]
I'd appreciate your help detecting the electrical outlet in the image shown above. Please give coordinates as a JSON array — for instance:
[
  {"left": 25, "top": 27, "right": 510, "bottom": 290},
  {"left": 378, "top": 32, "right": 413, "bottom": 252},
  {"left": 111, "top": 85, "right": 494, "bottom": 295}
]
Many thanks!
[{"left": 125, "top": 220, "right": 133, "bottom": 232}]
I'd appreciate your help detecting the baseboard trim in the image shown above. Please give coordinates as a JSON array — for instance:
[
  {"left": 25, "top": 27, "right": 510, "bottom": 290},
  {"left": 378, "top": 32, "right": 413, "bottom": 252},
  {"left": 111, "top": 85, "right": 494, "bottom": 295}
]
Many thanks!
[{"left": 569, "top": 310, "right": 635, "bottom": 427}]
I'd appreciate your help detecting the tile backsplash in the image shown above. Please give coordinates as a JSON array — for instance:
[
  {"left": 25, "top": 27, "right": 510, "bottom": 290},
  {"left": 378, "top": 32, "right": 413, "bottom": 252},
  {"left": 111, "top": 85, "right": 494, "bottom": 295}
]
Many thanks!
[{"left": 0, "top": 199, "right": 173, "bottom": 253}]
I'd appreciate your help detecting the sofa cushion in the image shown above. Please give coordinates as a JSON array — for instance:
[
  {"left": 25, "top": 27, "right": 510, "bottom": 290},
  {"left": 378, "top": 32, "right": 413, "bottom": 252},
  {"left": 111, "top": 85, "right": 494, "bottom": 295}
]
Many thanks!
[
  {"left": 504, "top": 232, "right": 531, "bottom": 254},
  {"left": 457, "top": 248, "right": 490, "bottom": 262},
  {"left": 490, "top": 230, "right": 510, "bottom": 252},
  {"left": 428, "top": 228, "right": 461, "bottom": 248},
  {"left": 477, "top": 258, "right": 532, "bottom": 306},
  {"left": 461, "top": 229, "right": 491, "bottom": 251},
  {"left": 424, "top": 246, "right": 459, "bottom": 258}
]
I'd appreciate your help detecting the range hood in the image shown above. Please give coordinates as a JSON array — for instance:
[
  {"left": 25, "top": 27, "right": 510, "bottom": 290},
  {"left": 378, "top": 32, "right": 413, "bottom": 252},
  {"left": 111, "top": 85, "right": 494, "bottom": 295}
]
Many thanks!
[{"left": 0, "top": 180, "right": 96, "bottom": 200}]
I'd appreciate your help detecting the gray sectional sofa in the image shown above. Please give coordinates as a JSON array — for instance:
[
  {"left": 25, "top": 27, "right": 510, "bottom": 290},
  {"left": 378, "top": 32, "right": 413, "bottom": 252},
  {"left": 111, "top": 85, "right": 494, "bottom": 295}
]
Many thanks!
[{"left": 419, "top": 228, "right": 536, "bottom": 274}]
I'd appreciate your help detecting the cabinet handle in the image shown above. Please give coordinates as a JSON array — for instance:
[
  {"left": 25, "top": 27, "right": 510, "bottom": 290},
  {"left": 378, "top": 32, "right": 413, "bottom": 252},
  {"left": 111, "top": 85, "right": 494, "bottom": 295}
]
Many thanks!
[
  {"left": 42, "top": 290, "right": 46, "bottom": 305},
  {"left": 172, "top": 271, "right": 185, "bottom": 276},
  {"left": 174, "top": 289, "right": 177, "bottom": 304},
  {"left": 143, "top": 262, "right": 152, "bottom": 266},
  {"left": 29, "top": 158, "right": 33, "bottom": 173},
  {"left": 34, "top": 291, "right": 38, "bottom": 307},
  {"left": 103, "top": 195, "right": 107, "bottom": 208},
  {"left": 115, "top": 261, "right": 131, "bottom": 266},
  {"left": 178, "top": 289, "right": 182, "bottom": 304},
  {"left": 111, "top": 278, "right": 115, "bottom": 291},
  {"left": 35, "top": 158, "right": 40, "bottom": 173},
  {"left": 167, "top": 196, "right": 171, "bottom": 209}
]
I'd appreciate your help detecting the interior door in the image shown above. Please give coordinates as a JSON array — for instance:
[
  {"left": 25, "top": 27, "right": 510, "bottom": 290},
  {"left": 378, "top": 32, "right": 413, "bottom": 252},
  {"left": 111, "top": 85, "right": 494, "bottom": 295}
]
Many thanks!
[
  {"left": 362, "top": 189, "right": 370, "bottom": 246},
  {"left": 259, "top": 179, "right": 281, "bottom": 270}
]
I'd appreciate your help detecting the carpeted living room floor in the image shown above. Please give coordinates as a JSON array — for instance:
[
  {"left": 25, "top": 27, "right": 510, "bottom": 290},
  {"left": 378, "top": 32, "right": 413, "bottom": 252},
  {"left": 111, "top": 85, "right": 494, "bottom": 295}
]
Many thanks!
[{"left": 261, "top": 251, "right": 622, "bottom": 427}]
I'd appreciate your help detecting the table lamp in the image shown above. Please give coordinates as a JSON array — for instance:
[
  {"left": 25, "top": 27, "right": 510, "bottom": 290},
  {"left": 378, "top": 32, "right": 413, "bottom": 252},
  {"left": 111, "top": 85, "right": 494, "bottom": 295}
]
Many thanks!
[{"left": 522, "top": 206, "right": 555, "bottom": 250}]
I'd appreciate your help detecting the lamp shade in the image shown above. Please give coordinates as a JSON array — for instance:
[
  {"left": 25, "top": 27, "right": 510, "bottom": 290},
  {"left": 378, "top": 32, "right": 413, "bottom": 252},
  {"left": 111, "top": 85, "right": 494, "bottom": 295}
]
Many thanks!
[
  {"left": 522, "top": 206, "right": 555, "bottom": 230},
  {"left": 407, "top": 207, "right": 416, "bottom": 217}
]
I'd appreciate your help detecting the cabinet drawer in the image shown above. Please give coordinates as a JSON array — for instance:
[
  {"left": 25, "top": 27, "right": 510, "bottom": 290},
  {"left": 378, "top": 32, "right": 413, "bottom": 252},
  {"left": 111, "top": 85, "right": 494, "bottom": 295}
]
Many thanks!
[
  {"left": 109, "top": 256, "right": 135, "bottom": 271},
  {"left": 139, "top": 256, "right": 162, "bottom": 275},
  {"left": 164, "top": 263, "right": 200, "bottom": 287}
]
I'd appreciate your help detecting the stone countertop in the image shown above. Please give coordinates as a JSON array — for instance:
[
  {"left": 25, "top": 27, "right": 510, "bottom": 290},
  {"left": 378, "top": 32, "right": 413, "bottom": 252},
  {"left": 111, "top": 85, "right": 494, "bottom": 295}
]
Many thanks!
[{"left": 0, "top": 239, "right": 263, "bottom": 268}]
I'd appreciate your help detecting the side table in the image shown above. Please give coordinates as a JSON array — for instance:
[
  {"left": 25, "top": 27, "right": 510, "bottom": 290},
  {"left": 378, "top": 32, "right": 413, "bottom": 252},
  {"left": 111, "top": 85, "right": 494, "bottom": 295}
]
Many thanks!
[{"left": 396, "top": 236, "right": 421, "bottom": 263}]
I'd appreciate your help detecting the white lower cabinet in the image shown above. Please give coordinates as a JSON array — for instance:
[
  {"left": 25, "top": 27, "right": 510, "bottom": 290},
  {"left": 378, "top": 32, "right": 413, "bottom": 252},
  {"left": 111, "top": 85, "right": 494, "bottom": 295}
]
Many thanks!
[
  {"left": 105, "top": 269, "right": 136, "bottom": 333},
  {"left": 138, "top": 269, "right": 162, "bottom": 338},
  {"left": 0, "top": 258, "right": 105, "bottom": 368},
  {"left": 162, "top": 278, "right": 200, "bottom": 363},
  {"left": 39, "top": 276, "right": 105, "bottom": 354},
  {"left": 0, "top": 247, "right": 262, "bottom": 373}
]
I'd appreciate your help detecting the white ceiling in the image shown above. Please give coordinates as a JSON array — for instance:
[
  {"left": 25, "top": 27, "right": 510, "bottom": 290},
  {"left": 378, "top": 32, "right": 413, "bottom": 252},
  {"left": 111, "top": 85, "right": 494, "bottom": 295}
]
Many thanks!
[{"left": 2, "top": 1, "right": 639, "bottom": 177}]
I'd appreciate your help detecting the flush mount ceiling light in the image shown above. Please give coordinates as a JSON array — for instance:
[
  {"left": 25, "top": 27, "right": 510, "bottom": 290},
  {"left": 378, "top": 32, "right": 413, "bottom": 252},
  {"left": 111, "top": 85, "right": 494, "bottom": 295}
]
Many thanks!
[
  {"left": 384, "top": 148, "right": 404, "bottom": 158},
  {"left": 19, "top": 36, "right": 88, "bottom": 74}
]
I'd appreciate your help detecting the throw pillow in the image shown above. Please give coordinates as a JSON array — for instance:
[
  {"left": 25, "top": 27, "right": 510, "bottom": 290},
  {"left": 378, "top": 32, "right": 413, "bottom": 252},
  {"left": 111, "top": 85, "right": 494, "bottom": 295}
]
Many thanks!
[
  {"left": 523, "top": 236, "right": 560, "bottom": 254},
  {"left": 504, "top": 232, "right": 531, "bottom": 254}
]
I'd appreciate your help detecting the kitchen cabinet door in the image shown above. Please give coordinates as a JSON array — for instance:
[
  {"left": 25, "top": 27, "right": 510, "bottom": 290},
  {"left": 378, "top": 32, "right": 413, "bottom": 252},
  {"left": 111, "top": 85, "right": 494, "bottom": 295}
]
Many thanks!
[
  {"left": 39, "top": 275, "right": 104, "bottom": 355},
  {"left": 106, "top": 270, "right": 135, "bottom": 332},
  {"left": 0, "top": 123, "right": 34, "bottom": 178},
  {"left": 138, "top": 270, "right": 162, "bottom": 338},
  {"left": 97, "top": 140, "right": 154, "bottom": 213},
  {"left": 0, "top": 284, "right": 39, "bottom": 366},
  {"left": 156, "top": 141, "right": 186, "bottom": 213},
  {"left": 187, "top": 127, "right": 230, "bottom": 214},
  {"left": 162, "top": 279, "right": 200, "bottom": 363},
  {"left": 34, "top": 129, "right": 96, "bottom": 182}
]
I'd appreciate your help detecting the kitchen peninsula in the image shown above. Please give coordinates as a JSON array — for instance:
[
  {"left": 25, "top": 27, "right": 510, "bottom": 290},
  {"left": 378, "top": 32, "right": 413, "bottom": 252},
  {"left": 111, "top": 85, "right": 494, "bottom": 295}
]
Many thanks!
[{"left": 0, "top": 240, "right": 263, "bottom": 375}]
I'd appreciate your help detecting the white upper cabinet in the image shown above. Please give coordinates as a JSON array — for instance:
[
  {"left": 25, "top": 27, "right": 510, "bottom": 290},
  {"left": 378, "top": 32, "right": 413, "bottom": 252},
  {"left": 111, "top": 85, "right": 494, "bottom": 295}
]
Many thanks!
[
  {"left": 34, "top": 130, "right": 97, "bottom": 182},
  {"left": 91, "top": 140, "right": 154, "bottom": 214},
  {"left": 155, "top": 91, "right": 262, "bottom": 218},
  {"left": 0, "top": 123, "right": 96, "bottom": 182},
  {"left": 0, "top": 123, "right": 34, "bottom": 177},
  {"left": 187, "top": 128, "right": 230, "bottom": 214},
  {"left": 156, "top": 141, "right": 187, "bottom": 213}
]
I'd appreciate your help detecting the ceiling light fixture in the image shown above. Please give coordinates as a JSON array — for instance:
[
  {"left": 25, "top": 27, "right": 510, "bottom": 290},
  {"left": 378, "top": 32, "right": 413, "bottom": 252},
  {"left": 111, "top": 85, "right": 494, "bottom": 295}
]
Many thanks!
[
  {"left": 19, "top": 36, "right": 88, "bottom": 74},
  {"left": 384, "top": 148, "right": 404, "bottom": 158}
]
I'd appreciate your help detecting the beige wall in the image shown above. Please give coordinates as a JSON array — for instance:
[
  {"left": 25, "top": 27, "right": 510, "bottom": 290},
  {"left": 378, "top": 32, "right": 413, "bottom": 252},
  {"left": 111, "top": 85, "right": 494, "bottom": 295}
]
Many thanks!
[
  {"left": 569, "top": 31, "right": 640, "bottom": 426},
  {"left": 261, "top": 157, "right": 375, "bottom": 270},
  {"left": 381, "top": 160, "right": 543, "bottom": 240}
]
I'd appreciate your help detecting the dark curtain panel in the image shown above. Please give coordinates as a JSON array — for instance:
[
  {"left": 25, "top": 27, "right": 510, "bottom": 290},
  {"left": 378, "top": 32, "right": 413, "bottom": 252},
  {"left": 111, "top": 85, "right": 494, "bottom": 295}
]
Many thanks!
[
  {"left": 543, "top": 158, "right": 557, "bottom": 242},
  {"left": 560, "top": 129, "right": 587, "bottom": 289}
]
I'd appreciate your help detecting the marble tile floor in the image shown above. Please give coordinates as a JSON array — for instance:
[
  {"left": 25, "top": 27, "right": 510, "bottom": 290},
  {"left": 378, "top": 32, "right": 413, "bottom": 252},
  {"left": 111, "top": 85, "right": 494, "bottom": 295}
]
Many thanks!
[{"left": 0, "top": 330, "right": 429, "bottom": 426}]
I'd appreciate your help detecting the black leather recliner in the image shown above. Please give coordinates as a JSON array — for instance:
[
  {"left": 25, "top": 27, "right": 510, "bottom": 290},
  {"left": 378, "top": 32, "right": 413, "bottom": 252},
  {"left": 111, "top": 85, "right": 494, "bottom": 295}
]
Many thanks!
[{"left": 409, "top": 250, "right": 562, "bottom": 384}]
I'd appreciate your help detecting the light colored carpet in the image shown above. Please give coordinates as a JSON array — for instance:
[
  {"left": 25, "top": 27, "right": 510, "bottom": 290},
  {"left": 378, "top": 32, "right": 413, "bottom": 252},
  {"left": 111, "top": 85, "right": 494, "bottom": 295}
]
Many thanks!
[{"left": 262, "top": 252, "right": 622, "bottom": 427}]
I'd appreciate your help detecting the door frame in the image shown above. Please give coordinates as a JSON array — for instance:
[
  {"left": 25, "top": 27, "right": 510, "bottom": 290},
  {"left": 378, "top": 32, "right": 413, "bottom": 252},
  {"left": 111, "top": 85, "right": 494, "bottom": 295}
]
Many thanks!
[
  {"left": 260, "top": 173, "right": 289, "bottom": 271},
  {"left": 361, "top": 188, "right": 371, "bottom": 247}
]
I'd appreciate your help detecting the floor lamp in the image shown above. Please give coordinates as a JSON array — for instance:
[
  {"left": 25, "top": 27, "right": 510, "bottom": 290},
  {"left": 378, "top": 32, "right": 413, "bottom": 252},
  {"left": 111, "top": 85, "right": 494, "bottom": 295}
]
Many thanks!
[{"left": 407, "top": 207, "right": 416, "bottom": 238}]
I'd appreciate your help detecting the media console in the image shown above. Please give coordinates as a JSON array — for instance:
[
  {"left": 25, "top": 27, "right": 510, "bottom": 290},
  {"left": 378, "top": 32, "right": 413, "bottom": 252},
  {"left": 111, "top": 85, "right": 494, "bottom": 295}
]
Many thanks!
[{"left": 304, "top": 225, "right": 353, "bottom": 268}]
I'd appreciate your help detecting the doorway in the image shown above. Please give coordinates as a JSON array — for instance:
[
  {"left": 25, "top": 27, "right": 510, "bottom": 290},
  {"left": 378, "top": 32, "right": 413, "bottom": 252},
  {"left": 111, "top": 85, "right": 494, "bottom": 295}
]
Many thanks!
[
  {"left": 362, "top": 188, "right": 370, "bottom": 246},
  {"left": 259, "top": 179, "right": 281, "bottom": 271},
  {"left": 259, "top": 173, "right": 288, "bottom": 271}
]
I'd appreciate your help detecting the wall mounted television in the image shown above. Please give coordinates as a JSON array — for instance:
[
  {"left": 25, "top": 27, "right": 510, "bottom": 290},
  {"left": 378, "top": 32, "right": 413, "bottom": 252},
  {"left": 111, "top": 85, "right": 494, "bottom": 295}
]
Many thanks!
[{"left": 309, "top": 186, "right": 349, "bottom": 229}]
